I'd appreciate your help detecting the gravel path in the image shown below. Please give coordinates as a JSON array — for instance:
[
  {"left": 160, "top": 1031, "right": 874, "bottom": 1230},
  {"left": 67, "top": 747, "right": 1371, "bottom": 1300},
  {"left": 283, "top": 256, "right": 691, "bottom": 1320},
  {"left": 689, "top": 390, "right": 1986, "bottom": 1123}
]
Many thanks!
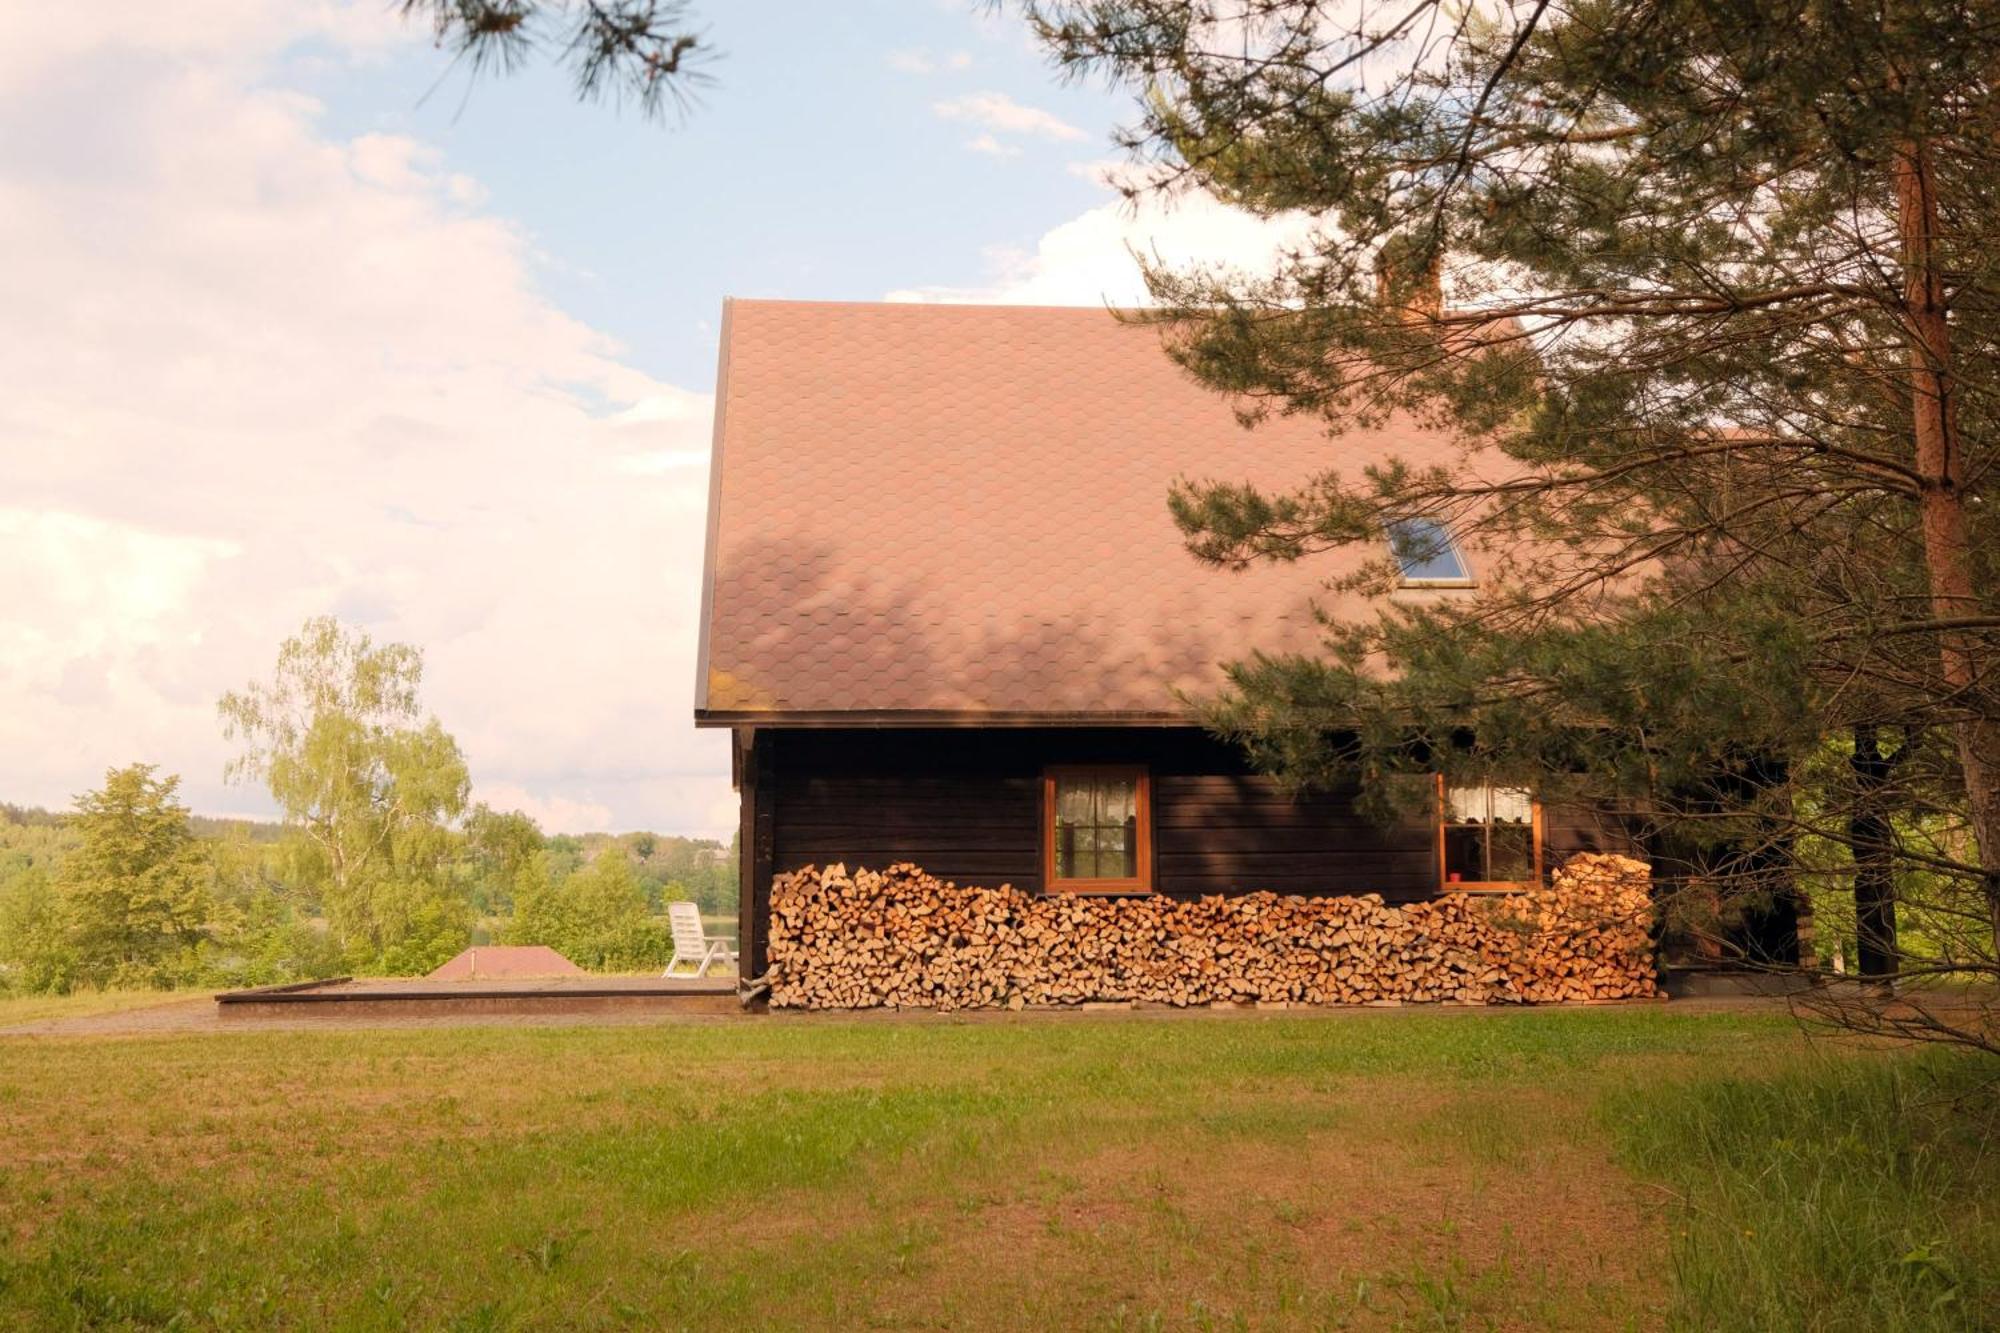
[{"left": 0, "top": 991, "right": 1794, "bottom": 1039}]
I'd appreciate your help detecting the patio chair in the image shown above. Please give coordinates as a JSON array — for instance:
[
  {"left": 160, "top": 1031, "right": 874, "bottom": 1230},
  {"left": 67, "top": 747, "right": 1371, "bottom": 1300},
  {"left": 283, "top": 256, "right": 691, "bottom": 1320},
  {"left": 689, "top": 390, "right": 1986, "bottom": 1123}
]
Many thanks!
[{"left": 663, "top": 901, "right": 738, "bottom": 978}]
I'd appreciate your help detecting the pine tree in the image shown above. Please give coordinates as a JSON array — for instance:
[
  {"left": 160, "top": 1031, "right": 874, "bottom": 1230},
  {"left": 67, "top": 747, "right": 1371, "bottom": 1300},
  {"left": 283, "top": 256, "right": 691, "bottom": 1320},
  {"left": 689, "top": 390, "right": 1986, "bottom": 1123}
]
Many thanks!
[
  {"left": 1027, "top": 0, "right": 1997, "bottom": 1039},
  {"left": 60, "top": 765, "right": 212, "bottom": 987},
  {"left": 399, "top": 0, "right": 712, "bottom": 120}
]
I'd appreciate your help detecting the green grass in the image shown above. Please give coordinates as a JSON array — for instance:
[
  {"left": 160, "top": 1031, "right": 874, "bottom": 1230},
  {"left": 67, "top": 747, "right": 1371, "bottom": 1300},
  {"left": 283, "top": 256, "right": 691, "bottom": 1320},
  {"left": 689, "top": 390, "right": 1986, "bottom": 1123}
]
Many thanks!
[
  {"left": 0, "top": 989, "right": 195, "bottom": 1029},
  {"left": 1606, "top": 1047, "right": 2000, "bottom": 1331},
  {"left": 0, "top": 1006, "right": 1992, "bottom": 1330}
]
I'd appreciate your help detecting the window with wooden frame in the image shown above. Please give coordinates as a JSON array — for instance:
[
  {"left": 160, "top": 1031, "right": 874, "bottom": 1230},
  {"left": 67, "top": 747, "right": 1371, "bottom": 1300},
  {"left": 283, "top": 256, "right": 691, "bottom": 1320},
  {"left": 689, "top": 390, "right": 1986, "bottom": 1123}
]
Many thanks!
[
  {"left": 1043, "top": 766, "right": 1152, "bottom": 894},
  {"left": 1436, "top": 777, "right": 1543, "bottom": 891}
]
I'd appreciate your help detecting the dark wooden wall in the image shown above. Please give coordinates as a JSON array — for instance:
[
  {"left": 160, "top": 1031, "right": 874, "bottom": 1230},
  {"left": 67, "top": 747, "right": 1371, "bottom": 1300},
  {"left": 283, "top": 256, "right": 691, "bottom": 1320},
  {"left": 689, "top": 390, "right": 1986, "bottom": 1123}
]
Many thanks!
[
  {"left": 733, "top": 726, "right": 1638, "bottom": 976},
  {"left": 764, "top": 728, "right": 1428, "bottom": 897},
  {"left": 1152, "top": 774, "right": 1432, "bottom": 900}
]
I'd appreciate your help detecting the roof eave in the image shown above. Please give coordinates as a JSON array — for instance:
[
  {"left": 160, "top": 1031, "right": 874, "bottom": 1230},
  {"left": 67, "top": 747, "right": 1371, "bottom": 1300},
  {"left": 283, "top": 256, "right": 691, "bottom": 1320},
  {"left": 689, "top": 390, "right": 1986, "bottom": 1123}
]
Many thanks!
[
  {"left": 693, "top": 708, "right": 1202, "bottom": 730},
  {"left": 689, "top": 298, "right": 735, "bottom": 721}
]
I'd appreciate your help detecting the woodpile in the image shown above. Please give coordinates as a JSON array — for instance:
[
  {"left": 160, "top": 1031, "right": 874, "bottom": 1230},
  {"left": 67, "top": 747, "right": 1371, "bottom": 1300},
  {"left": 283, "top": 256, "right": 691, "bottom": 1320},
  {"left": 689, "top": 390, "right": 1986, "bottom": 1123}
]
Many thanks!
[{"left": 767, "top": 853, "right": 1661, "bottom": 1010}]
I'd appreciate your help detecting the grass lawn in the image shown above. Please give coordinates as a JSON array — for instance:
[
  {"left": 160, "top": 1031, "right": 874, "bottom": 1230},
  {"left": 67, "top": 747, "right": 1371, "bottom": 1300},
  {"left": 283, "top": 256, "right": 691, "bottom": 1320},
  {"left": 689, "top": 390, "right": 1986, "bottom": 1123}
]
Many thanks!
[
  {"left": 0, "top": 989, "right": 198, "bottom": 1030},
  {"left": 0, "top": 1007, "right": 1994, "bottom": 1331}
]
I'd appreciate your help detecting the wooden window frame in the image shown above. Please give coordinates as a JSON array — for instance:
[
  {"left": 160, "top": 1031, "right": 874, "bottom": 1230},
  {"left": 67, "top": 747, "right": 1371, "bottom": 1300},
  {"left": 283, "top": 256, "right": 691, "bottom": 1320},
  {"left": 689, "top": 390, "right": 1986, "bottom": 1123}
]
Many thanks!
[
  {"left": 1435, "top": 775, "right": 1544, "bottom": 893},
  {"left": 1042, "top": 765, "right": 1154, "bottom": 895}
]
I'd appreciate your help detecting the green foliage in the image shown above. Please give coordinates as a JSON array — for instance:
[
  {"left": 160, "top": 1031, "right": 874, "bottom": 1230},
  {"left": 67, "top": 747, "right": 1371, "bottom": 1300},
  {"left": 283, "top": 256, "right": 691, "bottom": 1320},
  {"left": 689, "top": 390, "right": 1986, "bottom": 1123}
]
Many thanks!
[
  {"left": 1789, "top": 736, "right": 1988, "bottom": 974},
  {"left": 2, "top": 619, "right": 737, "bottom": 991},
  {"left": 616, "top": 830, "right": 735, "bottom": 916},
  {"left": 399, "top": 0, "right": 714, "bottom": 123},
  {"left": 0, "top": 809, "right": 75, "bottom": 995},
  {"left": 0, "top": 804, "right": 78, "bottom": 880},
  {"left": 1029, "top": 0, "right": 2000, "bottom": 1020},
  {"left": 463, "top": 804, "right": 546, "bottom": 915},
  {"left": 185, "top": 814, "right": 288, "bottom": 844},
  {"left": 0, "top": 789, "right": 735, "bottom": 992},
  {"left": 58, "top": 765, "right": 212, "bottom": 989},
  {"left": 542, "top": 833, "right": 585, "bottom": 886},
  {"left": 508, "top": 847, "right": 669, "bottom": 971},
  {"left": 0, "top": 866, "right": 75, "bottom": 995},
  {"left": 0, "top": 769, "right": 354, "bottom": 995},
  {"left": 514, "top": 830, "right": 734, "bottom": 918},
  {"left": 219, "top": 617, "right": 474, "bottom": 972}
]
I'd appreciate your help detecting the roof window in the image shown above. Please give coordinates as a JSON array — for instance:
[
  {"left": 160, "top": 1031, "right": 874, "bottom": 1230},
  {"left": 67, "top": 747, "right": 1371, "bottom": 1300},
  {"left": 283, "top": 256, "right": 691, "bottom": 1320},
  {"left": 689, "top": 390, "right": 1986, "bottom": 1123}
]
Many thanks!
[{"left": 1385, "top": 518, "right": 1473, "bottom": 586}]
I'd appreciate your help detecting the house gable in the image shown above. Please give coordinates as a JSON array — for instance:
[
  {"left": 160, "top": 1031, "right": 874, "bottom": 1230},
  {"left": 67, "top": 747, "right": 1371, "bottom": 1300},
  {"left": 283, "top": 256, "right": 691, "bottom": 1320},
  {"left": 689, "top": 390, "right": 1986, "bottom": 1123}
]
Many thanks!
[{"left": 694, "top": 299, "right": 1493, "bottom": 726}]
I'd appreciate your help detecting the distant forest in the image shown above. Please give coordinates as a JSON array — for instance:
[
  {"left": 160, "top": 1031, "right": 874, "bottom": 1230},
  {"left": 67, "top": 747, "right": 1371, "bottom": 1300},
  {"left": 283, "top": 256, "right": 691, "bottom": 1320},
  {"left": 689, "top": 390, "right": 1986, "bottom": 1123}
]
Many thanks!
[
  {"left": 0, "top": 617, "right": 737, "bottom": 996},
  {"left": 0, "top": 795, "right": 736, "bottom": 995}
]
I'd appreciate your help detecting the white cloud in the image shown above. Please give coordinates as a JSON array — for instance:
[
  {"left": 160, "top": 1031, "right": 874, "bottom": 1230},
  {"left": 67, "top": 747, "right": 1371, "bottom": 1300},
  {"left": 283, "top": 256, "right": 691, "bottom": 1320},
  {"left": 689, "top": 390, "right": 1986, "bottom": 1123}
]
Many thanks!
[
  {"left": 886, "top": 187, "right": 1318, "bottom": 307},
  {"left": 888, "top": 48, "right": 972, "bottom": 75},
  {"left": 0, "top": 2, "right": 733, "bottom": 836},
  {"left": 0, "top": 1, "right": 399, "bottom": 85},
  {"left": 0, "top": 512, "right": 241, "bottom": 787},
  {"left": 964, "top": 133, "right": 1021, "bottom": 158},
  {"left": 474, "top": 783, "right": 616, "bottom": 836},
  {"left": 615, "top": 449, "right": 712, "bottom": 476},
  {"left": 932, "top": 91, "right": 1086, "bottom": 143}
]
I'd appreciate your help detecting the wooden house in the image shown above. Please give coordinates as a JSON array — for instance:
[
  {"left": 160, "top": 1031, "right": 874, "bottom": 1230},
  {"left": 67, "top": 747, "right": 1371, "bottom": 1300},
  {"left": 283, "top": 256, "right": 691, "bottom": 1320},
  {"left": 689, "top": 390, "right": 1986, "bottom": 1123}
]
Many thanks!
[{"left": 695, "top": 300, "right": 1646, "bottom": 980}]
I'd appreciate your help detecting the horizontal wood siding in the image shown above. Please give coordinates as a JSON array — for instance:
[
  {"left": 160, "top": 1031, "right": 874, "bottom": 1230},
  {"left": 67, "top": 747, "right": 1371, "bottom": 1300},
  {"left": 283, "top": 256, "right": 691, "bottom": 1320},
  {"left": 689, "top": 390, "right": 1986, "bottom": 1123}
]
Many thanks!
[
  {"left": 1542, "top": 801, "right": 1642, "bottom": 861},
  {"left": 740, "top": 726, "right": 1653, "bottom": 979},
  {"left": 1151, "top": 773, "right": 1439, "bottom": 902},
  {"left": 772, "top": 769, "right": 1044, "bottom": 892},
  {"left": 765, "top": 730, "right": 1642, "bottom": 903},
  {"left": 762, "top": 728, "right": 1518, "bottom": 905}
]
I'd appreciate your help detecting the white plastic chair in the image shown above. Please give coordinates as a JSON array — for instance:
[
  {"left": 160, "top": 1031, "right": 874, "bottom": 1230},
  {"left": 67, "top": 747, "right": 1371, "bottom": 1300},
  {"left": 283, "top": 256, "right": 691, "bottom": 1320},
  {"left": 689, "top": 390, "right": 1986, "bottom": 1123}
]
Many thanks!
[{"left": 662, "top": 901, "right": 738, "bottom": 978}]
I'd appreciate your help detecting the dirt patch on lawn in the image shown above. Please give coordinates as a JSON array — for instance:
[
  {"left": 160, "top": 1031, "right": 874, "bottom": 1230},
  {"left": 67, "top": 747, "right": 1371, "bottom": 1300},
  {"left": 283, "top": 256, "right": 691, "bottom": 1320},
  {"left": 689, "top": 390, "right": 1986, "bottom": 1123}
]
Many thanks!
[{"left": 838, "top": 1081, "right": 1665, "bottom": 1331}]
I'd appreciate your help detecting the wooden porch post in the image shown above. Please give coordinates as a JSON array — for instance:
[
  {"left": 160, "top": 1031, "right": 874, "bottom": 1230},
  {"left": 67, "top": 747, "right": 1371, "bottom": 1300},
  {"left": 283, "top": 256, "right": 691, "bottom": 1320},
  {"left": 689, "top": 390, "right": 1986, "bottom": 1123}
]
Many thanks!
[{"left": 736, "top": 727, "right": 776, "bottom": 982}]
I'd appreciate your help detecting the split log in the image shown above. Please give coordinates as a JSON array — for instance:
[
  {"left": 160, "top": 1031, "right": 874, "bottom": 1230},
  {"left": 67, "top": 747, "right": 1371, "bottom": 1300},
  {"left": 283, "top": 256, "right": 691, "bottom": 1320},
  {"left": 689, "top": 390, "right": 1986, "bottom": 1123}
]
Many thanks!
[{"left": 766, "top": 853, "right": 1661, "bottom": 1010}]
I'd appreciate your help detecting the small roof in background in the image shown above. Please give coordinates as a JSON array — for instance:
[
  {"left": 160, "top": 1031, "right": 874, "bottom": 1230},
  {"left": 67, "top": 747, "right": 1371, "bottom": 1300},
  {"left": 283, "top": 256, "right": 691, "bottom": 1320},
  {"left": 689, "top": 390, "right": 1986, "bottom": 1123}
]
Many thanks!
[
  {"left": 428, "top": 946, "right": 585, "bottom": 980},
  {"left": 696, "top": 300, "right": 1495, "bottom": 725}
]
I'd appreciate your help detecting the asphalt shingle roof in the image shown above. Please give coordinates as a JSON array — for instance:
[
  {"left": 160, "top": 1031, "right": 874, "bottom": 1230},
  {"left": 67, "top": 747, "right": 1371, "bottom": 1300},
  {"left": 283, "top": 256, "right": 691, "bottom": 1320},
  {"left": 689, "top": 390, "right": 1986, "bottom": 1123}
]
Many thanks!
[{"left": 695, "top": 299, "right": 1477, "bottom": 723}]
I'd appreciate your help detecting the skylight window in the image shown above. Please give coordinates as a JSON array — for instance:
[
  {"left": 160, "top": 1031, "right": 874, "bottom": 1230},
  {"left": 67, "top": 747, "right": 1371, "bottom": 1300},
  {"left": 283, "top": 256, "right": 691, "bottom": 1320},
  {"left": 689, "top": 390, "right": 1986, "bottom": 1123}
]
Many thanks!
[{"left": 1385, "top": 518, "right": 1472, "bottom": 585}]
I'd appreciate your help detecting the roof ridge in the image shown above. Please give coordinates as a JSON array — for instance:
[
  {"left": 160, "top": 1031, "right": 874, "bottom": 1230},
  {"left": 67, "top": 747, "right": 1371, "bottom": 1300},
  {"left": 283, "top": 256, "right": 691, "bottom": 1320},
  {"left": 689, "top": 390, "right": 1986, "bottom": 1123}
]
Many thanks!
[{"left": 727, "top": 297, "right": 1145, "bottom": 315}]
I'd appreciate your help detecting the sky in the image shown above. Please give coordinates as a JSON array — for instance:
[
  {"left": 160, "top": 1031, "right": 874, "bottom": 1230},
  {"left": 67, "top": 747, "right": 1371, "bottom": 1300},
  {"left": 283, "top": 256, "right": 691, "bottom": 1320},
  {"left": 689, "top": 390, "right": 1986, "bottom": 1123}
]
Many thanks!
[{"left": 0, "top": 2, "right": 1301, "bottom": 838}]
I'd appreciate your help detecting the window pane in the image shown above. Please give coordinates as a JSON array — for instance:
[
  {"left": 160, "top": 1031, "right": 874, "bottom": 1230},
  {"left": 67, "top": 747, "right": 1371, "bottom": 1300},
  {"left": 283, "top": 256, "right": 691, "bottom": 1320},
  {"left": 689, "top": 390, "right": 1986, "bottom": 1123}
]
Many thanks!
[
  {"left": 1097, "top": 777, "right": 1137, "bottom": 825},
  {"left": 1446, "top": 785, "right": 1488, "bottom": 824},
  {"left": 1055, "top": 778, "right": 1089, "bottom": 880},
  {"left": 1086, "top": 825, "right": 1111, "bottom": 879},
  {"left": 1097, "top": 825, "right": 1128, "bottom": 879},
  {"left": 1490, "top": 826, "right": 1535, "bottom": 882},
  {"left": 1051, "top": 771, "right": 1146, "bottom": 884},
  {"left": 1489, "top": 787, "right": 1532, "bottom": 825},
  {"left": 1056, "top": 780, "right": 1092, "bottom": 829},
  {"left": 1386, "top": 518, "right": 1470, "bottom": 581},
  {"left": 1443, "top": 826, "right": 1484, "bottom": 883}
]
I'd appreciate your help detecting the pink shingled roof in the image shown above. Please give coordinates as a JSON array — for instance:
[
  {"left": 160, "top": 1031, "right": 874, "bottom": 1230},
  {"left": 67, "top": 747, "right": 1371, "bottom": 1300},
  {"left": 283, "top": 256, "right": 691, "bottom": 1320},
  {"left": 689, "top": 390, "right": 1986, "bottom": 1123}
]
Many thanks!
[
  {"left": 696, "top": 300, "right": 1498, "bottom": 722},
  {"left": 428, "top": 946, "right": 585, "bottom": 980}
]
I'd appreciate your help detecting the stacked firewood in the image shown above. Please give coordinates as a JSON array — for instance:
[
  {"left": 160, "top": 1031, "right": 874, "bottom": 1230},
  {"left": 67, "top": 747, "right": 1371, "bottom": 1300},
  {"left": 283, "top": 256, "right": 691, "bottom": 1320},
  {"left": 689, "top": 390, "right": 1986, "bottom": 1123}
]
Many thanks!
[{"left": 766, "top": 853, "right": 1661, "bottom": 1010}]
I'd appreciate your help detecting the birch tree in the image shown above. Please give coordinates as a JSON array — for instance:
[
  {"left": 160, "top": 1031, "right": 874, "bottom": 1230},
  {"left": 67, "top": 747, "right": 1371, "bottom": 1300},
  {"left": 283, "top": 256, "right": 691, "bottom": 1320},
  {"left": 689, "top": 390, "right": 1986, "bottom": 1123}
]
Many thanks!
[{"left": 219, "top": 618, "right": 472, "bottom": 970}]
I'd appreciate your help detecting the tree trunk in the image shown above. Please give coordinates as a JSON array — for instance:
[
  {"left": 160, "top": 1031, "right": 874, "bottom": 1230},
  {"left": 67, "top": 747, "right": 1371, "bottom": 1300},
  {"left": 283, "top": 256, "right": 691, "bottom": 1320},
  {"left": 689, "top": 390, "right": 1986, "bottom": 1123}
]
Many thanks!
[
  {"left": 1893, "top": 136, "right": 2000, "bottom": 955},
  {"left": 1849, "top": 725, "right": 1901, "bottom": 988}
]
